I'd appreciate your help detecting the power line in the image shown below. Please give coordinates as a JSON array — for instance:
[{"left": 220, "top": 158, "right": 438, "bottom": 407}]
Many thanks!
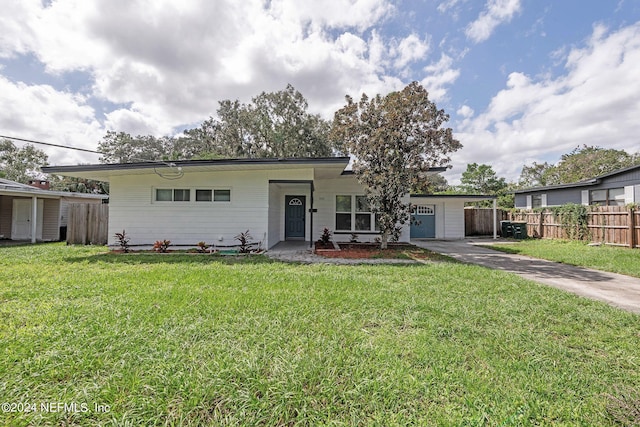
[
  {"left": 0, "top": 133, "right": 185, "bottom": 180},
  {"left": 0, "top": 134, "right": 104, "bottom": 155}
]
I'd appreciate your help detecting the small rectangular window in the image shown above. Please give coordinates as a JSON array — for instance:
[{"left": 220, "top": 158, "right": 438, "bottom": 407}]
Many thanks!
[
  {"left": 532, "top": 195, "right": 543, "bottom": 209},
  {"left": 156, "top": 189, "right": 172, "bottom": 201},
  {"left": 196, "top": 189, "right": 212, "bottom": 202},
  {"left": 173, "top": 189, "right": 190, "bottom": 201},
  {"left": 214, "top": 189, "right": 231, "bottom": 202}
]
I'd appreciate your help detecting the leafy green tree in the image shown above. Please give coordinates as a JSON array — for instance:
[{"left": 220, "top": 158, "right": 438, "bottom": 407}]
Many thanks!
[
  {"left": 458, "top": 163, "right": 511, "bottom": 208},
  {"left": 50, "top": 175, "right": 109, "bottom": 194},
  {"left": 411, "top": 173, "right": 449, "bottom": 194},
  {"left": 460, "top": 163, "right": 507, "bottom": 194},
  {"left": 518, "top": 161, "right": 553, "bottom": 188},
  {"left": 184, "top": 84, "right": 333, "bottom": 159},
  {"left": 0, "top": 139, "right": 49, "bottom": 183},
  {"left": 331, "top": 81, "right": 461, "bottom": 248},
  {"left": 519, "top": 146, "right": 640, "bottom": 187}
]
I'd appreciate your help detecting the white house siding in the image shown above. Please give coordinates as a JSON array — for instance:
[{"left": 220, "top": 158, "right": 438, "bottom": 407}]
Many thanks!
[
  {"left": 410, "top": 197, "right": 465, "bottom": 239},
  {"left": 313, "top": 175, "right": 411, "bottom": 243},
  {"left": 109, "top": 168, "right": 314, "bottom": 247}
]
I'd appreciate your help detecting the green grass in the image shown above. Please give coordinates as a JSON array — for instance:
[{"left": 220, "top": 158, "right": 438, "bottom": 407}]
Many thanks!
[
  {"left": 1, "top": 243, "right": 639, "bottom": 426},
  {"left": 487, "top": 239, "right": 640, "bottom": 278}
]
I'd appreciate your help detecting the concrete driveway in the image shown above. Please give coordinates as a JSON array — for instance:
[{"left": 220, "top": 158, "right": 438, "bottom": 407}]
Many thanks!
[{"left": 412, "top": 238, "right": 640, "bottom": 314}]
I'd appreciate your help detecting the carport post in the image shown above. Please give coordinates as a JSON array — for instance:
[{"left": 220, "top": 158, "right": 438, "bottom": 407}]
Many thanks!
[
  {"left": 492, "top": 198, "right": 497, "bottom": 239},
  {"left": 31, "top": 196, "right": 38, "bottom": 243}
]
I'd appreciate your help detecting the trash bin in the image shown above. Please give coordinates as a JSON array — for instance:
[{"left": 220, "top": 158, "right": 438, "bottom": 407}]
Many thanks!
[
  {"left": 500, "top": 220, "right": 512, "bottom": 238},
  {"left": 511, "top": 222, "right": 528, "bottom": 239}
]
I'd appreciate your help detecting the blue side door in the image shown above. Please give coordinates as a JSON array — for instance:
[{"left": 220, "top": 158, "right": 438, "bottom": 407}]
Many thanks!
[{"left": 410, "top": 205, "right": 436, "bottom": 238}]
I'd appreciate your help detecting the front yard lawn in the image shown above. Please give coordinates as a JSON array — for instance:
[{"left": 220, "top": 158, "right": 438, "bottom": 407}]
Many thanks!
[
  {"left": 1, "top": 243, "right": 639, "bottom": 426},
  {"left": 487, "top": 239, "right": 640, "bottom": 278}
]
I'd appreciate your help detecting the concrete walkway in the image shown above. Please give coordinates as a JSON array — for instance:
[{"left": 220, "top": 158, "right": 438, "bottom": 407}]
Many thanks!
[{"left": 412, "top": 239, "right": 640, "bottom": 313}]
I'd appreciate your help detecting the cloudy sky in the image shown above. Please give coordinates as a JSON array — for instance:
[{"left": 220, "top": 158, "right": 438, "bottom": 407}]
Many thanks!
[{"left": 1, "top": 0, "right": 639, "bottom": 183}]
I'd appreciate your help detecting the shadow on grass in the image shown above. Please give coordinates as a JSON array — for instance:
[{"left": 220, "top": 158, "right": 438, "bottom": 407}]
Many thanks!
[{"left": 64, "top": 252, "right": 276, "bottom": 265}]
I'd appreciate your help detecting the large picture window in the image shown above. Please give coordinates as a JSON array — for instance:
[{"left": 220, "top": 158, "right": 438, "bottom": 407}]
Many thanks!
[
  {"left": 590, "top": 188, "right": 625, "bottom": 206},
  {"left": 336, "top": 195, "right": 377, "bottom": 232}
]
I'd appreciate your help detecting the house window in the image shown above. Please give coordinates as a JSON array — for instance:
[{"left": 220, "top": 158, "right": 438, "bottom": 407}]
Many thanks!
[
  {"left": 213, "top": 189, "right": 231, "bottom": 202},
  {"left": 590, "top": 188, "right": 625, "bottom": 206},
  {"left": 156, "top": 189, "right": 190, "bottom": 202},
  {"left": 196, "top": 189, "right": 212, "bottom": 202},
  {"left": 335, "top": 195, "right": 352, "bottom": 231},
  {"left": 336, "top": 195, "right": 377, "bottom": 232},
  {"left": 532, "top": 195, "right": 543, "bottom": 208}
]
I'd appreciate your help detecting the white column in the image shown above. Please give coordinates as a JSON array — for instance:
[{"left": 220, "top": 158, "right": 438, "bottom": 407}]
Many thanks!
[
  {"left": 493, "top": 198, "right": 497, "bottom": 240},
  {"left": 31, "top": 196, "right": 38, "bottom": 243}
]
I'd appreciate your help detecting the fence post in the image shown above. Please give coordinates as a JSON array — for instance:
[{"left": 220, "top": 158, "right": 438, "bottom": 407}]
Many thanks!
[
  {"left": 630, "top": 207, "right": 636, "bottom": 249},
  {"left": 538, "top": 210, "right": 545, "bottom": 239}
]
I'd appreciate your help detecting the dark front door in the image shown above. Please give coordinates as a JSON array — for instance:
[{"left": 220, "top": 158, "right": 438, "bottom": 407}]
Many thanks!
[{"left": 285, "top": 196, "right": 306, "bottom": 239}]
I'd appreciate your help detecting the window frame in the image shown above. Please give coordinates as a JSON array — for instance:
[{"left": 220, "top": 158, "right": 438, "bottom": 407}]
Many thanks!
[
  {"left": 590, "top": 187, "right": 625, "bottom": 206},
  {"left": 335, "top": 195, "right": 378, "bottom": 233},
  {"left": 154, "top": 187, "right": 232, "bottom": 203}
]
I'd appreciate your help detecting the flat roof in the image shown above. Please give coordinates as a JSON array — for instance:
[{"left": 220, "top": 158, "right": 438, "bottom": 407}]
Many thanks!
[{"left": 42, "top": 157, "right": 352, "bottom": 181}]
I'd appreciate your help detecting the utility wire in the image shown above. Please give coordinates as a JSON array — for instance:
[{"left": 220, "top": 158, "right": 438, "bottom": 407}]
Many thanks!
[
  {"left": 0, "top": 134, "right": 184, "bottom": 180},
  {"left": 0, "top": 134, "right": 105, "bottom": 155}
]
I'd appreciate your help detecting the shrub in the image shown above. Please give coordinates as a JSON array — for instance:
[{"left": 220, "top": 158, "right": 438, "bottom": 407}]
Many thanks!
[
  {"left": 349, "top": 233, "right": 359, "bottom": 243},
  {"left": 153, "top": 240, "right": 171, "bottom": 253},
  {"left": 114, "top": 230, "right": 130, "bottom": 253},
  {"left": 234, "top": 230, "right": 253, "bottom": 253},
  {"left": 196, "top": 241, "right": 209, "bottom": 253},
  {"left": 320, "top": 228, "right": 332, "bottom": 245}
]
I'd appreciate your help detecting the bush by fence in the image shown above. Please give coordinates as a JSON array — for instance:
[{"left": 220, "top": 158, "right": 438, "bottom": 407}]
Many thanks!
[{"left": 508, "top": 206, "right": 639, "bottom": 248}]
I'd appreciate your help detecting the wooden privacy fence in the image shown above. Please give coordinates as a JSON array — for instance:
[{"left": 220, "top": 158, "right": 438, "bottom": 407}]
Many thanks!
[
  {"left": 464, "top": 208, "right": 508, "bottom": 236},
  {"left": 67, "top": 203, "right": 109, "bottom": 245},
  {"left": 509, "top": 206, "right": 639, "bottom": 248}
]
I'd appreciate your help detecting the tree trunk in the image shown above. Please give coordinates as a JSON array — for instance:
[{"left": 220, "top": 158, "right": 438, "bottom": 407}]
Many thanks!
[{"left": 380, "top": 230, "right": 389, "bottom": 249}]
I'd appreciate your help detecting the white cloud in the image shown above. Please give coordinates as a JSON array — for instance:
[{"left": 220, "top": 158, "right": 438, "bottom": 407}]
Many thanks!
[
  {"left": 465, "top": 0, "right": 522, "bottom": 44},
  {"left": 0, "top": 76, "right": 102, "bottom": 165},
  {"left": 451, "top": 22, "right": 640, "bottom": 183},
  {"left": 392, "top": 34, "right": 430, "bottom": 69},
  {"left": 420, "top": 54, "right": 460, "bottom": 102}
]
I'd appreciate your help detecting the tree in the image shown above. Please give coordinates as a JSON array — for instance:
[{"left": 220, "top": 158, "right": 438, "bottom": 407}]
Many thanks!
[
  {"left": 410, "top": 173, "right": 449, "bottom": 195},
  {"left": 460, "top": 163, "right": 507, "bottom": 194},
  {"left": 183, "top": 84, "right": 333, "bottom": 159},
  {"left": 331, "top": 81, "right": 462, "bottom": 248},
  {"left": 50, "top": 175, "right": 109, "bottom": 194},
  {"left": 458, "top": 163, "right": 511, "bottom": 208},
  {"left": 518, "top": 161, "right": 553, "bottom": 188},
  {"left": 518, "top": 146, "right": 640, "bottom": 187},
  {"left": 0, "top": 139, "right": 49, "bottom": 183}
]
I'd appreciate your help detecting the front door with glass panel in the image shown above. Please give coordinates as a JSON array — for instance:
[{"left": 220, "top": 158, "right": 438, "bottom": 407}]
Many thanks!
[{"left": 285, "top": 196, "right": 306, "bottom": 239}]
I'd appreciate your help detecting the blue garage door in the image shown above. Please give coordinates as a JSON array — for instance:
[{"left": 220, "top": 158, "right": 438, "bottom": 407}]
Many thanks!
[{"left": 410, "top": 205, "right": 436, "bottom": 238}]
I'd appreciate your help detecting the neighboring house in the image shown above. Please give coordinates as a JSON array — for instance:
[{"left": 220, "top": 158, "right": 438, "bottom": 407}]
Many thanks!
[
  {"left": 0, "top": 178, "right": 107, "bottom": 243},
  {"left": 43, "top": 157, "right": 496, "bottom": 248},
  {"left": 514, "top": 164, "right": 640, "bottom": 209}
]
